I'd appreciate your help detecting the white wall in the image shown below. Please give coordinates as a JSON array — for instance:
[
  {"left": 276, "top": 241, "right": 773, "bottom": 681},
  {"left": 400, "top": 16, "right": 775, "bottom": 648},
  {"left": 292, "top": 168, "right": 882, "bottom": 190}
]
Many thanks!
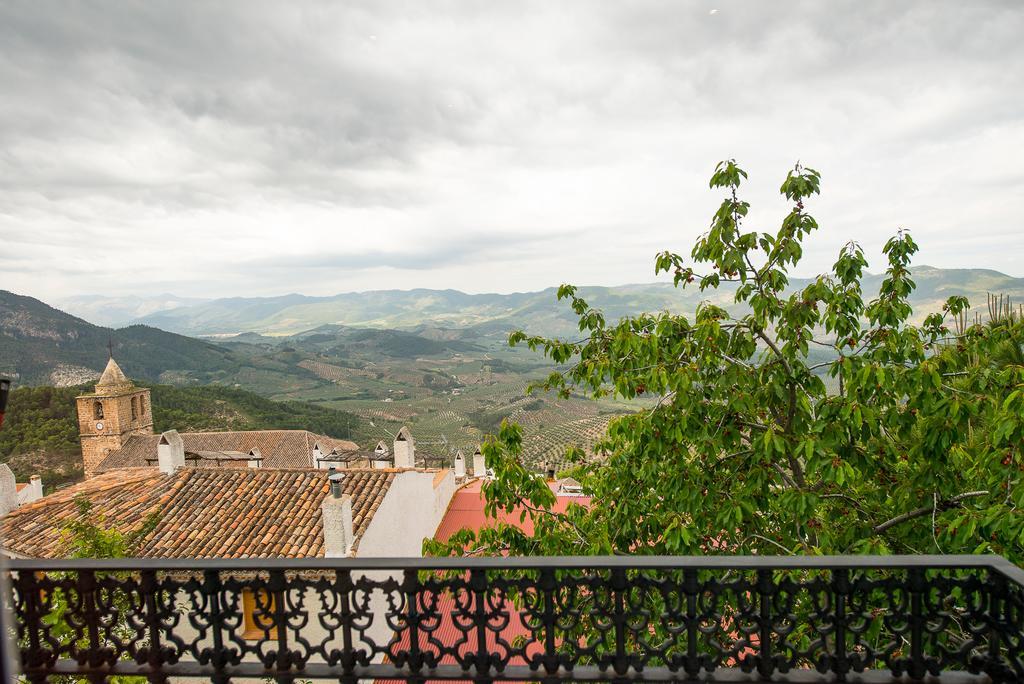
[
  {"left": 15, "top": 476, "right": 43, "bottom": 505},
  {"left": 357, "top": 469, "right": 455, "bottom": 557},
  {"left": 0, "top": 464, "right": 16, "bottom": 517}
]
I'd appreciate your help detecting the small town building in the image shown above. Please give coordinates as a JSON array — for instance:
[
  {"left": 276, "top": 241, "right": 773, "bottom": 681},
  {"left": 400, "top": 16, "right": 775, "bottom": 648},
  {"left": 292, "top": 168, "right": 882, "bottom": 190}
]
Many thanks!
[
  {"left": 76, "top": 358, "right": 359, "bottom": 478},
  {"left": 434, "top": 476, "right": 590, "bottom": 542},
  {"left": 0, "top": 466, "right": 455, "bottom": 559},
  {"left": 0, "top": 356, "right": 487, "bottom": 563}
]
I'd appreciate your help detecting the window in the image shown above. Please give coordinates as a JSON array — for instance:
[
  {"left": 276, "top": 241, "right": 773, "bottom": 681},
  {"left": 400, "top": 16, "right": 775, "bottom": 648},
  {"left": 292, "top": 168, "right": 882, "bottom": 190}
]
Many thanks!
[
  {"left": 241, "top": 589, "right": 277, "bottom": 640},
  {"left": 139, "top": 395, "right": 146, "bottom": 416},
  {"left": 93, "top": 401, "right": 104, "bottom": 420},
  {"left": 131, "top": 397, "right": 138, "bottom": 420}
]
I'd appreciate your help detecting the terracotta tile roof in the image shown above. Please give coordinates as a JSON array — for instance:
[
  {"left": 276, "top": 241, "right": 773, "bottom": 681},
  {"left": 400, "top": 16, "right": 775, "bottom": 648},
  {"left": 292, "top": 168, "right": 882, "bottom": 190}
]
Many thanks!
[
  {"left": 1, "top": 468, "right": 394, "bottom": 559},
  {"left": 95, "top": 430, "right": 359, "bottom": 471},
  {"left": 0, "top": 470, "right": 170, "bottom": 558},
  {"left": 316, "top": 449, "right": 384, "bottom": 466}
]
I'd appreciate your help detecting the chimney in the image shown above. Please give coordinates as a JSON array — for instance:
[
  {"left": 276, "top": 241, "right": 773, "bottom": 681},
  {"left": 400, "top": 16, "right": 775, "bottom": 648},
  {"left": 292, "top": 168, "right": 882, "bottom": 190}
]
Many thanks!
[
  {"left": 393, "top": 426, "right": 415, "bottom": 468},
  {"left": 321, "top": 472, "right": 354, "bottom": 557},
  {"left": 247, "top": 447, "right": 261, "bottom": 469},
  {"left": 472, "top": 448, "right": 486, "bottom": 477},
  {"left": 29, "top": 474, "right": 43, "bottom": 501},
  {"left": 373, "top": 440, "right": 390, "bottom": 469},
  {"left": 157, "top": 430, "right": 185, "bottom": 474},
  {"left": 453, "top": 450, "right": 465, "bottom": 478}
]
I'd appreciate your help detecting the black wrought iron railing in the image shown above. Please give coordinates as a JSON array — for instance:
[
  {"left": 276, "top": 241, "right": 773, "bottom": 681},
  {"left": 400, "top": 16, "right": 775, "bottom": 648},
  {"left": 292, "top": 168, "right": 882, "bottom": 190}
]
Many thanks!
[{"left": 3, "top": 555, "right": 1023, "bottom": 682}]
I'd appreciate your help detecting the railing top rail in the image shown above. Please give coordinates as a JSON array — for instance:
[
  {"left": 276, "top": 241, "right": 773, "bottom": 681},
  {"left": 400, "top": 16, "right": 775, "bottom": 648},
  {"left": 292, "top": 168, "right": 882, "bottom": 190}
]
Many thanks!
[{"left": 7, "top": 553, "right": 1022, "bottom": 581}]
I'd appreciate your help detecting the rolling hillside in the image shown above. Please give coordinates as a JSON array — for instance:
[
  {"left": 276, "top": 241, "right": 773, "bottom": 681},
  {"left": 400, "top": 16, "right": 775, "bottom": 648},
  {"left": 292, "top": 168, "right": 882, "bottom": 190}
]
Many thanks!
[
  {"left": 52, "top": 293, "right": 208, "bottom": 328},
  {"left": 118, "top": 266, "right": 1024, "bottom": 337},
  {"left": 0, "top": 290, "right": 236, "bottom": 385},
  {"left": 7, "top": 265, "right": 1023, "bottom": 480}
]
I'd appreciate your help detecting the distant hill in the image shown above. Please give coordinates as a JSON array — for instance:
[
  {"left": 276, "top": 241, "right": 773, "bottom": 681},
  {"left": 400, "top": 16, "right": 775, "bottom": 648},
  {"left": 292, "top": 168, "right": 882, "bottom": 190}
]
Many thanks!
[
  {"left": 9, "top": 265, "right": 1023, "bottom": 391},
  {"left": 0, "top": 383, "right": 368, "bottom": 490},
  {"left": 0, "top": 290, "right": 247, "bottom": 385},
  {"left": 0, "top": 290, "right": 508, "bottom": 399},
  {"left": 118, "top": 266, "right": 1024, "bottom": 337},
  {"left": 52, "top": 293, "right": 208, "bottom": 328},
  {"left": 289, "top": 325, "right": 481, "bottom": 358}
]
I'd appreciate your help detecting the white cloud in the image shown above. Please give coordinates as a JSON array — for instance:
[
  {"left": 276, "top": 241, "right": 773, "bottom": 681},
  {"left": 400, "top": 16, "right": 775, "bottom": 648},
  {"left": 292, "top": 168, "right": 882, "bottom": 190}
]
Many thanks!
[{"left": 0, "top": 0, "right": 1022, "bottom": 302}]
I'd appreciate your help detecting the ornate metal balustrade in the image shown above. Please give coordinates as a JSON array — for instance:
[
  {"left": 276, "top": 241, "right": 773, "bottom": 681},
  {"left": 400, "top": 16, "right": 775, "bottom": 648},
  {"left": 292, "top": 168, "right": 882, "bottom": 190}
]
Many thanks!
[{"left": 3, "top": 555, "right": 1023, "bottom": 682}]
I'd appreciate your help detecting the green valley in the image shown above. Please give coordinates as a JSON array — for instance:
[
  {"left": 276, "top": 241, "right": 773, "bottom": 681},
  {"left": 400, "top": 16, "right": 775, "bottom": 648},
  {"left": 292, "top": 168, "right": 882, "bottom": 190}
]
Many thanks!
[{"left": 5, "top": 265, "right": 1024, "bottom": 487}]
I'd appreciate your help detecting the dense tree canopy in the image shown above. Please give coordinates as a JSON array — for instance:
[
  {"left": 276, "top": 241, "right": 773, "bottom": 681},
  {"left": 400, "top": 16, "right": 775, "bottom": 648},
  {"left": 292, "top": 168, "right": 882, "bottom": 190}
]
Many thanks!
[{"left": 428, "top": 161, "right": 1024, "bottom": 563}]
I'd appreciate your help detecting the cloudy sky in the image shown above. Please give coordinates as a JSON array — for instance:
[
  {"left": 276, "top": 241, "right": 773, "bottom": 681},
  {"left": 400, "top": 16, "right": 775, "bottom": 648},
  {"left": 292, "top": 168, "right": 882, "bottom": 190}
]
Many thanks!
[{"left": 2, "top": 1, "right": 1022, "bottom": 302}]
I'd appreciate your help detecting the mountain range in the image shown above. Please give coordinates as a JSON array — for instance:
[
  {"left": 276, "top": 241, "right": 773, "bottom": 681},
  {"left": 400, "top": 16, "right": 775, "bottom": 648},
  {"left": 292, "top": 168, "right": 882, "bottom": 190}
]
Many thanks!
[
  {"left": 5, "top": 266, "right": 1024, "bottom": 388},
  {"left": 0, "top": 289, "right": 489, "bottom": 389},
  {"left": 0, "top": 290, "right": 244, "bottom": 386},
  {"left": 53, "top": 293, "right": 207, "bottom": 328},
  {"left": 57, "top": 266, "right": 1024, "bottom": 338}
]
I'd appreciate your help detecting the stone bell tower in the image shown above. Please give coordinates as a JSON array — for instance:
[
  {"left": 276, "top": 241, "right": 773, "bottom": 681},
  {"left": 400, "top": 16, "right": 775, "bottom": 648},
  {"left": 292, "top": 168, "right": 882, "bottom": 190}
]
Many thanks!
[{"left": 76, "top": 356, "right": 153, "bottom": 478}]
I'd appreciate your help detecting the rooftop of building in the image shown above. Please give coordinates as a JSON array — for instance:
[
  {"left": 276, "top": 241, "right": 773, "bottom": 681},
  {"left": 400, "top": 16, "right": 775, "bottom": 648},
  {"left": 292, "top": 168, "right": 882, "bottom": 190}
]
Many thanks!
[
  {"left": 77, "top": 357, "right": 135, "bottom": 396},
  {"left": 95, "top": 429, "right": 360, "bottom": 472},
  {"left": 433, "top": 477, "right": 591, "bottom": 542},
  {"left": 0, "top": 467, "right": 402, "bottom": 559}
]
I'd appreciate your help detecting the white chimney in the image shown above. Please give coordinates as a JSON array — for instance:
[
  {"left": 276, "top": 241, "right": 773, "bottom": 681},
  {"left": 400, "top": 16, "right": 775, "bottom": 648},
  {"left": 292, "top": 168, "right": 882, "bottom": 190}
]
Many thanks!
[
  {"left": 393, "top": 426, "right": 415, "bottom": 468},
  {"left": 247, "top": 447, "right": 261, "bottom": 469},
  {"left": 373, "top": 440, "right": 390, "bottom": 469},
  {"left": 321, "top": 472, "right": 354, "bottom": 557},
  {"left": 157, "top": 430, "right": 185, "bottom": 474},
  {"left": 473, "top": 448, "right": 486, "bottom": 477},
  {"left": 454, "top": 450, "right": 466, "bottom": 478},
  {"left": 28, "top": 474, "right": 43, "bottom": 502}
]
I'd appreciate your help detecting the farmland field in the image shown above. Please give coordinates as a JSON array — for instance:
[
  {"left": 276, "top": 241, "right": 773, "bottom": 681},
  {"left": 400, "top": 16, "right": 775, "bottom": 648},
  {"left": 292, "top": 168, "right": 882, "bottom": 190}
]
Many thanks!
[{"left": 238, "top": 328, "right": 643, "bottom": 471}]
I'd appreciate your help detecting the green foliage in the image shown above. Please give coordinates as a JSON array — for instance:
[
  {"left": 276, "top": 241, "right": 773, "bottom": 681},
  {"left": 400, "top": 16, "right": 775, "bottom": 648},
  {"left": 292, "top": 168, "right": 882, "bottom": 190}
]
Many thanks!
[
  {"left": 60, "top": 496, "right": 159, "bottom": 559},
  {"left": 466, "top": 407, "right": 507, "bottom": 436},
  {"left": 39, "top": 497, "right": 156, "bottom": 683},
  {"left": 0, "top": 385, "right": 83, "bottom": 486},
  {"left": 0, "top": 386, "right": 80, "bottom": 456},
  {"left": 147, "top": 384, "right": 364, "bottom": 438},
  {"left": 438, "top": 160, "right": 1024, "bottom": 563}
]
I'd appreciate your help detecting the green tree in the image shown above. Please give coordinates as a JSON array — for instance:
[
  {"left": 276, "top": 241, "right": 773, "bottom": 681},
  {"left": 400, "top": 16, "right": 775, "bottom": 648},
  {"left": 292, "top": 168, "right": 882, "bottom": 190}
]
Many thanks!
[
  {"left": 427, "top": 160, "right": 1024, "bottom": 562},
  {"left": 59, "top": 495, "right": 157, "bottom": 559},
  {"left": 37, "top": 497, "right": 157, "bottom": 683}
]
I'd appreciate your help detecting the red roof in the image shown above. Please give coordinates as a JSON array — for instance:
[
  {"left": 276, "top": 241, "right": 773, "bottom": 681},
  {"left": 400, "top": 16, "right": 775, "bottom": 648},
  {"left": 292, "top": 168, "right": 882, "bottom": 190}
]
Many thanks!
[
  {"left": 378, "top": 586, "right": 540, "bottom": 683},
  {"left": 433, "top": 478, "right": 590, "bottom": 542},
  {"left": 376, "top": 479, "right": 589, "bottom": 681},
  {"left": 382, "top": 480, "right": 747, "bottom": 681}
]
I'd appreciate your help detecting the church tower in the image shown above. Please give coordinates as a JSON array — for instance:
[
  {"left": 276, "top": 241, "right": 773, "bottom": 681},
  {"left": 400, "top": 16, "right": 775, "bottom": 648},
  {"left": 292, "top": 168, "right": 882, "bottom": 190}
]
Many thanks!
[{"left": 76, "top": 357, "right": 153, "bottom": 478}]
